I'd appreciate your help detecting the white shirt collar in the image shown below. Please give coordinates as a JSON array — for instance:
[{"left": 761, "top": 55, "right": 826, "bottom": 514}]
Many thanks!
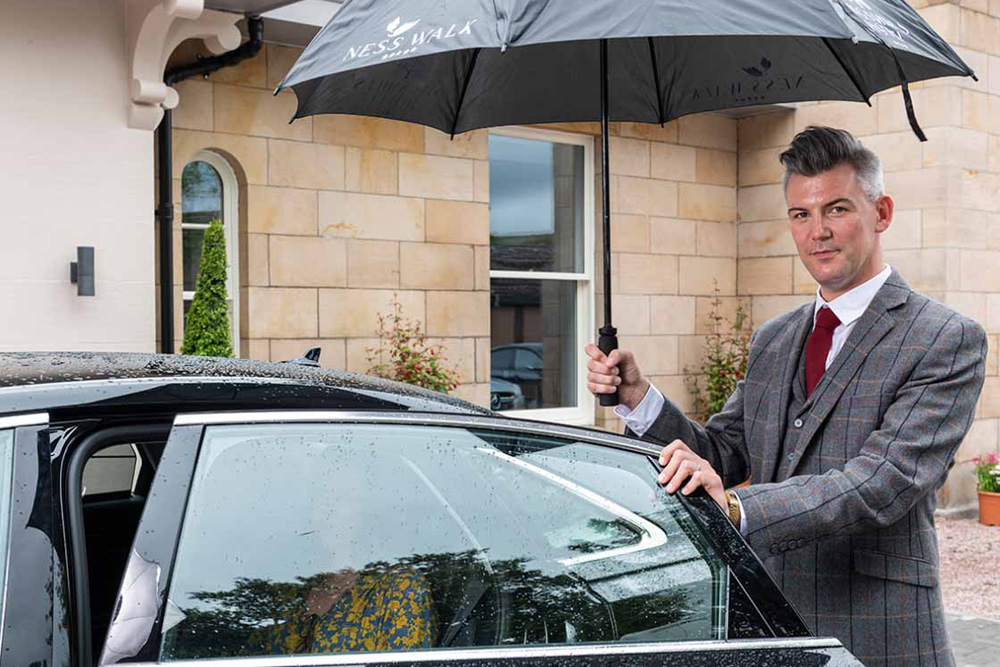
[{"left": 813, "top": 264, "right": 892, "bottom": 328}]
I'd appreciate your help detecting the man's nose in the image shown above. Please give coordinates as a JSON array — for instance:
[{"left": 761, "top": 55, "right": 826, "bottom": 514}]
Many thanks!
[{"left": 809, "top": 216, "right": 832, "bottom": 240}]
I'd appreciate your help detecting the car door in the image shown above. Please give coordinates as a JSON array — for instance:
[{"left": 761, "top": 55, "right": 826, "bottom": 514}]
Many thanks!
[
  {"left": 0, "top": 413, "right": 58, "bottom": 667},
  {"left": 100, "top": 411, "right": 864, "bottom": 667}
]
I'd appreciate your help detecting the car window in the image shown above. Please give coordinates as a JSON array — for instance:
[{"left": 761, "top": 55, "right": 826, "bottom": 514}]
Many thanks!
[
  {"left": 515, "top": 347, "right": 542, "bottom": 371},
  {"left": 0, "top": 430, "right": 13, "bottom": 623},
  {"left": 491, "top": 347, "right": 516, "bottom": 371},
  {"left": 159, "top": 424, "right": 728, "bottom": 661},
  {"left": 82, "top": 443, "right": 140, "bottom": 497}
]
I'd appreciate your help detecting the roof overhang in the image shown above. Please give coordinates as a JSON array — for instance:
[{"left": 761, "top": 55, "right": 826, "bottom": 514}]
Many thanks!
[
  {"left": 207, "top": 0, "right": 341, "bottom": 47},
  {"left": 204, "top": 0, "right": 306, "bottom": 14}
]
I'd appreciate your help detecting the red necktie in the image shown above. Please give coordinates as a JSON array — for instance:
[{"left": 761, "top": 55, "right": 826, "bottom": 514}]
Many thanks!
[{"left": 805, "top": 307, "right": 841, "bottom": 398}]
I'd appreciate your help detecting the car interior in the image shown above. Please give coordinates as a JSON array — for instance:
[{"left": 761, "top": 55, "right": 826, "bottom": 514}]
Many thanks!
[{"left": 76, "top": 435, "right": 167, "bottom": 662}]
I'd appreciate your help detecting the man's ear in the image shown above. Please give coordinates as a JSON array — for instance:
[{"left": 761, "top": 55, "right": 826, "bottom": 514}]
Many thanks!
[{"left": 874, "top": 194, "right": 894, "bottom": 234}]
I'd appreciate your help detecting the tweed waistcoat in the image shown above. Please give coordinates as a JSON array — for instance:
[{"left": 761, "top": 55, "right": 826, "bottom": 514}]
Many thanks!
[{"left": 776, "top": 336, "right": 810, "bottom": 481}]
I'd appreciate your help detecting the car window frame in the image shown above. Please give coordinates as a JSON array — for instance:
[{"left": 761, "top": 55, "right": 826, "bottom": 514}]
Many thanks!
[
  {"left": 102, "top": 411, "right": 811, "bottom": 667},
  {"left": 61, "top": 422, "right": 174, "bottom": 667},
  {"left": 0, "top": 414, "right": 53, "bottom": 667}
]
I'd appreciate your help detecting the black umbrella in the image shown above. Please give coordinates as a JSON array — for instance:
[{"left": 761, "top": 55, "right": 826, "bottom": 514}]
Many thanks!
[{"left": 276, "top": 0, "right": 974, "bottom": 406}]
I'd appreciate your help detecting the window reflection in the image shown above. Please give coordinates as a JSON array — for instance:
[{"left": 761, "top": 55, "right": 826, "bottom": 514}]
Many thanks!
[
  {"left": 489, "top": 136, "right": 585, "bottom": 274},
  {"left": 159, "top": 424, "right": 727, "bottom": 661},
  {"left": 181, "top": 161, "right": 223, "bottom": 295},
  {"left": 490, "top": 279, "right": 576, "bottom": 411}
]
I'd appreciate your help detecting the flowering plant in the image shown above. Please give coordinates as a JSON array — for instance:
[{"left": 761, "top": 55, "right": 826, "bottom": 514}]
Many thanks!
[
  {"left": 972, "top": 452, "right": 1000, "bottom": 493},
  {"left": 366, "top": 296, "right": 460, "bottom": 394}
]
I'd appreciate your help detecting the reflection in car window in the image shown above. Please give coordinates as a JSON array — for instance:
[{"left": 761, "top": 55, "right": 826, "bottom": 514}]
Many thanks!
[
  {"left": 160, "top": 424, "right": 727, "bottom": 660},
  {"left": 0, "top": 431, "right": 14, "bottom": 622}
]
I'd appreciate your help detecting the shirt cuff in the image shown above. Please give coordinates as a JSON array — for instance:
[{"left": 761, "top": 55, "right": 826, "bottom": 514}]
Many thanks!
[
  {"left": 736, "top": 493, "right": 747, "bottom": 535},
  {"left": 614, "top": 383, "right": 664, "bottom": 437}
]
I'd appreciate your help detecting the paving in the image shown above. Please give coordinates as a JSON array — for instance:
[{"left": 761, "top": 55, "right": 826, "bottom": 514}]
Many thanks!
[{"left": 947, "top": 614, "right": 1000, "bottom": 667}]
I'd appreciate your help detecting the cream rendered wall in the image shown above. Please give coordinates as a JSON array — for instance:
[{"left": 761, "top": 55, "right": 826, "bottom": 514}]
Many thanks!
[{"left": 0, "top": 0, "right": 155, "bottom": 352}]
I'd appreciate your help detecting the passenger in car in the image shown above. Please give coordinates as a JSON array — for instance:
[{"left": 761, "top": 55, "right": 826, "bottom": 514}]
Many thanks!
[{"left": 254, "top": 566, "right": 436, "bottom": 655}]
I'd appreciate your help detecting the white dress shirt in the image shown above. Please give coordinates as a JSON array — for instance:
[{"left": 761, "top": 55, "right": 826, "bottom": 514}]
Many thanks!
[{"left": 615, "top": 264, "right": 892, "bottom": 532}]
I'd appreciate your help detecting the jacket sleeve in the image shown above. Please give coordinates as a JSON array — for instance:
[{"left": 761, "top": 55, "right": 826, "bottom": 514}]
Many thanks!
[
  {"left": 633, "top": 335, "right": 757, "bottom": 489},
  {"left": 734, "top": 316, "right": 987, "bottom": 556}
]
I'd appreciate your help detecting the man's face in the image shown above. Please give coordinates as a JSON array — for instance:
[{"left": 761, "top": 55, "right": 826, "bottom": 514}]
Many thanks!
[{"left": 786, "top": 163, "right": 893, "bottom": 300}]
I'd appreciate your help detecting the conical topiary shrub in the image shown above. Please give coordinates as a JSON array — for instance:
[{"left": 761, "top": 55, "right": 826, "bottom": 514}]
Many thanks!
[{"left": 181, "top": 219, "right": 233, "bottom": 357}]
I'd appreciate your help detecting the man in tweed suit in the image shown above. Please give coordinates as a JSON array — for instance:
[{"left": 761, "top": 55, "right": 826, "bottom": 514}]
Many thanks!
[{"left": 586, "top": 126, "right": 986, "bottom": 667}]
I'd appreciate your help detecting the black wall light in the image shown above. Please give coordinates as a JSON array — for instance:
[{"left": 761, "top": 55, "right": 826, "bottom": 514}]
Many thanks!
[{"left": 70, "top": 246, "right": 95, "bottom": 296}]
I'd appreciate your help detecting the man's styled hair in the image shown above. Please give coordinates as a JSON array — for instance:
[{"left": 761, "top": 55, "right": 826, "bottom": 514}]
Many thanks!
[{"left": 779, "top": 125, "right": 884, "bottom": 202}]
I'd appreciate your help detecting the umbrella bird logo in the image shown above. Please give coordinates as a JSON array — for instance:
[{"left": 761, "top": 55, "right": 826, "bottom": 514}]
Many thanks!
[
  {"left": 742, "top": 57, "right": 772, "bottom": 78},
  {"left": 387, "top": 17, "right": 420, "bottom": 38}
]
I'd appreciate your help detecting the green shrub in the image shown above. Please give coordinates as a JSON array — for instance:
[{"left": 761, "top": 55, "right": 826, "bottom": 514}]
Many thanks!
[
  {"left": 685, "top": 286, "right": 751, "bottom": 422},
  {"left": 181, "top": 219, "right": 233, "bottom": 358},
  {"left": 366, "top": 296, "right": 460, "bottom": 394}
]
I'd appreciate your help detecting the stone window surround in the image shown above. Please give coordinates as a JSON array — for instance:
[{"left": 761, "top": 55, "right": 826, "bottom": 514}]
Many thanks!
[{"left": 489, "top": 125, "right": 597, "bottom": 427}]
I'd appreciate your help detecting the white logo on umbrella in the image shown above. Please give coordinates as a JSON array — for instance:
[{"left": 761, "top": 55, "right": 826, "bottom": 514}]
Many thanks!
[{"left": 387, "top": 17, "right": 420, "bottom": 38}]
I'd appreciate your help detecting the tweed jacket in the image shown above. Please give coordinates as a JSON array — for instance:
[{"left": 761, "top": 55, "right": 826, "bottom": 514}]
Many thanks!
[{"left": 640, "top": 269, "right": 986, "bottom": 667}]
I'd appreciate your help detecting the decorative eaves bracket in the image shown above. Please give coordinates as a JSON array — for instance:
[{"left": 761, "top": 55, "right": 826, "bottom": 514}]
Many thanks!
[{"left": 126, "top": 0, "right": 242, "bottom": 130}]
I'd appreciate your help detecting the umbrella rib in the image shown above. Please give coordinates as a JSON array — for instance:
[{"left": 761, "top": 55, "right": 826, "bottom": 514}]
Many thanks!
[
  {"left": 646, "top": 38, "right": 666, "bottom": 127},
  {"left": 821, "top": 38, "right": 871, "bottom": 107},
  {"left": 450, "top": 48, "right": 483, "bottom": 138},
  {"left": 830, "top": 0, "right": 926, "bottom": 141}
]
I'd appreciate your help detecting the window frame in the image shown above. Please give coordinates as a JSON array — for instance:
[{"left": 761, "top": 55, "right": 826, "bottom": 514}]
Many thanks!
[
  {"left": 488, "top": 126, "right": 596, "bottom": 427},
  {"left": 181, "top": 150, "right": 241, "bottom": 356},
  {"left": 101, "top": 410, "right": 810, "bottom": 666}
]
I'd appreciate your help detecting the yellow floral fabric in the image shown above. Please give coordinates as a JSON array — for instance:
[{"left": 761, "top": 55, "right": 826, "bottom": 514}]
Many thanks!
[{"left": 259, "top": 568, "right": 436, "bottom": 655}]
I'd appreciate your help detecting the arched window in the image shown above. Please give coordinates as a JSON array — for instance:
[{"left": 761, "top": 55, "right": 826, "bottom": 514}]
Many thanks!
[{"left": 181, "top": 151, "right": 240, "bottom": 355}]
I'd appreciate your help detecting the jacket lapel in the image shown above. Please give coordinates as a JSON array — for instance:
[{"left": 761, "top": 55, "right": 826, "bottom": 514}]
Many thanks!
[
  {"left": 787, "top": 270, "right": 911, "bottom": 474},
  {"left": 759, "top": 303, "right": 813, "bottom": 484}
]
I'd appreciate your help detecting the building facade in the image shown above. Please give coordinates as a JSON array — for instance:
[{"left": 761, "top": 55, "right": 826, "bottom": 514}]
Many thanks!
[{"left": 3, "top": 0, "right": 999, "bottom": 512}]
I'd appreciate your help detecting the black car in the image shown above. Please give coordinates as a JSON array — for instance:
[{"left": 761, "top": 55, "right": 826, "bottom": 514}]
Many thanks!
[{"left": 0, "top": 352, "right": 863, "bottom": 667}]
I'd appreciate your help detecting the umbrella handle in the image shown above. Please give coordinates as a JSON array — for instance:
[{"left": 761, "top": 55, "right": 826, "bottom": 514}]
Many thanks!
[{"left": 597, "top": 324, "right": 619, "bottom": 407}]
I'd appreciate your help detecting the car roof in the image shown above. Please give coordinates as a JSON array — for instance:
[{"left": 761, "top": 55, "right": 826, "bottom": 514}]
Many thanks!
[{"left": 0, "top": 352, "right": 489, "bottom": 418}]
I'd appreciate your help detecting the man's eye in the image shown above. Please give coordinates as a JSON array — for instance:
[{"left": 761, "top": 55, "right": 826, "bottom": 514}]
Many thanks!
[{"left": 830, "top": 206, "right": 846, "bottom": 214}]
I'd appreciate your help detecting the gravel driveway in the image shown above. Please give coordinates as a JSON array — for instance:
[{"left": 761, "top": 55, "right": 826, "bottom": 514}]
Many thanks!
[{"left": 938, "top": 518, "right": 1000, "bottom": 620}]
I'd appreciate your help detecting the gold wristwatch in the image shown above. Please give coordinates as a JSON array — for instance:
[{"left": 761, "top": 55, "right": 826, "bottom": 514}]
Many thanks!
[{"left": 724, "top": 490, "right": 741, "bottom": 527}]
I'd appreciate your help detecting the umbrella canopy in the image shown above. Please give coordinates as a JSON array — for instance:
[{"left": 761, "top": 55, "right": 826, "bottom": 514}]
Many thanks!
[
  {"left": 276, "top": 0, "right": 974, "bottom": 405},
  {"left": 277, "top": 0, "right": 973, "bottom": 136}
]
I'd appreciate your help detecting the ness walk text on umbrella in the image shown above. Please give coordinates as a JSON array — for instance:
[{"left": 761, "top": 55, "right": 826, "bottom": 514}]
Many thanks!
[{"left": 343, "top": 18, "right": 479, "bottom": 64}]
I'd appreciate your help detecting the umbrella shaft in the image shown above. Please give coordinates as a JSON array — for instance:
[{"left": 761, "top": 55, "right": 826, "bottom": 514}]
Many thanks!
[{"left": 600, "top": 39, "right": 612, "bottom": 328}]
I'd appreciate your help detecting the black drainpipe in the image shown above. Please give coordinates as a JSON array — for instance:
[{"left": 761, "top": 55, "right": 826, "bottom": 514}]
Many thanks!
[{"left": 156, "top": 15, "right": 264, "bottom": 353}]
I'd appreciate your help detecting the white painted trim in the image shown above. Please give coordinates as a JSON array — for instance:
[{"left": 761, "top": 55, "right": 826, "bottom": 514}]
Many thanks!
[
  {"left": 0, "top": 414, "right": 48, "bottom": 429},
  {"left": 489, "top": 271, "right": 588, "bottom": 282},
  {"left": 126, "top": 2, "right": 241, "bottom": 130},
  {"left": 487, "top": 126, "right": 596, "bottom": 428}
]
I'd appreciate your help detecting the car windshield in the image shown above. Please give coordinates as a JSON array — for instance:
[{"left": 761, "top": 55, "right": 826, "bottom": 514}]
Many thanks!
[{"left": 160, "top": 423, "right": 727, "bottom": 660}]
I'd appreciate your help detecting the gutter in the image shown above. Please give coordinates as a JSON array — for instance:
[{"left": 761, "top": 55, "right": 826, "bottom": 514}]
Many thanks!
[{"left": 156, "top": 15, "right": 264, "bottom": 353}]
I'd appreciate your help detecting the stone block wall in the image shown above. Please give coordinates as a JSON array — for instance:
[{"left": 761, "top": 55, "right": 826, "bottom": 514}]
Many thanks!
[
  {"left": 164, "top": 43, "right": 741, "bottom": 419},
  {"left": 166, "top": 43, "right": 493, "bottom": 405},
  {"left": 734, "top": 0, "right": 1000, "bottom": 511}
]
